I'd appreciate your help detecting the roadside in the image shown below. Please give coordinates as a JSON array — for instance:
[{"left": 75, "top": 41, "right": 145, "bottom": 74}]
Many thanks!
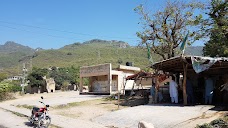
[
  {"left": 94, "top": 104, "right": 227, "bottom": 128},
  {"left": 0, "top": 108, "right": 31, "bottom": 128},
  {"left": 0, "top": 91, "right": 108, "bottom": 128},
  {"left": 0, "top": 91, "right": 227, "bottom": 128}
]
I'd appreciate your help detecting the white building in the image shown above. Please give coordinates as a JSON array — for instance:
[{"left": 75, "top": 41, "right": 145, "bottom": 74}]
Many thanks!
[{"left": 79, "top": 63, "right": 140, "bottom": 95}]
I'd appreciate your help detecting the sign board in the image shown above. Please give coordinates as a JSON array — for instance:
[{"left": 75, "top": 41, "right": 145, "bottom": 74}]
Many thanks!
[{"left": 80, "top": 63, "right": 111, "bottom": 77}]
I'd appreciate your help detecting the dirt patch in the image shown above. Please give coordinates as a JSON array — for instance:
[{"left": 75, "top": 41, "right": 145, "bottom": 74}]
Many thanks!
[{"left": 52, "top": 99, "right": 127, "bottom": 120}]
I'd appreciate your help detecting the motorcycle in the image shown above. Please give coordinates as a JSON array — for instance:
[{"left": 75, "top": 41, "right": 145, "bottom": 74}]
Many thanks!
[{"left": 29, "top": 96, "right": 51, "bottom": 128}]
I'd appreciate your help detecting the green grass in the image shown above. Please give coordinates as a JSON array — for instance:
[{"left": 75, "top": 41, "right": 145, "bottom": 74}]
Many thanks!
[
  {"left": 16, "top": 104, "right": 33, "bottom": 109},
  {"left": 0, "top": 107, "right": 27, "bottom": 117},
  {"left": 54, "top": 100, "right": 90, "bottom": 109}
]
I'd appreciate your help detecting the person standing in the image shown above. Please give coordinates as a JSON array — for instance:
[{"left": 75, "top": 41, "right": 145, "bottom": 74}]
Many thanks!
[
  {"left": 204, "top": 76, "right": 214, "bottom": 104},
  {"left": 159, "top": 75, "right": 178, "bottom": 103},
  {"left": 169, "top": 76, "right": 178, "bottom": 103}
]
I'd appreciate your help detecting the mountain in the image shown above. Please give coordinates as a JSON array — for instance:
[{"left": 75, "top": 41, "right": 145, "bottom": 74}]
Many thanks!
[
  {"left": 185, "top": 46, "right": 203, "bottom": 56},
  {"left": 0, "top": 40, "right": 153, "bottom": 75},
  {"left": 0, "top": 40, "right": 203, "bottom": 76},
  {"left": 0, "top": 41, "right": 35, "bottom": 71},
  {"left": 32, "top": 39, "right": 151, "bottom": 70},
  {"left": 0, "top": 41, "right": 34, "bottom": 54}
]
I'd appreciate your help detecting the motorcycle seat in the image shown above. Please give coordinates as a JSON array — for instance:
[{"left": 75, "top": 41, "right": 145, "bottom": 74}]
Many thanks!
[{"left": 32, "top": 107, "right": 40, "bottom": 112}]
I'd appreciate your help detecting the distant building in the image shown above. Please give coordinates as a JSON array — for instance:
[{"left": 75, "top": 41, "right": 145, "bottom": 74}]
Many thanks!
[
  {"left": 26, "top": 77, "right": 55, "bottom": 94},
  {"left": 45, "top": 78, "right": 55, "bottom": 93},
  {"left": 8, "top": 76, "right": 22, "bottom": 81},
  {"left": 79, "top": 63, "right": 140, "bottom": 95}
]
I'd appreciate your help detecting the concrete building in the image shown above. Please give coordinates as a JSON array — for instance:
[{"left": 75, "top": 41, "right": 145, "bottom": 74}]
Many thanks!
[
  {"left": 79, "top": 63, "right": 140, "bottom": 95},
  {"left": 8, "top": 76, "right": 22, "bottom": 81},
  {"left": 25, "top": 77, "right": 55, "bottom": 94},
  {"left": 45, "top": 78, "right": 55, "bottom": 93}
]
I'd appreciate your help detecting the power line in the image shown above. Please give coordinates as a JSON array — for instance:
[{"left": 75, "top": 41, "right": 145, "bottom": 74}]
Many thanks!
[
  {"left": 0, "top": 24, "right": 83, "bottom": 40},
  {"left": 0, "top": 20, "right": 138, "bottom": 40}
]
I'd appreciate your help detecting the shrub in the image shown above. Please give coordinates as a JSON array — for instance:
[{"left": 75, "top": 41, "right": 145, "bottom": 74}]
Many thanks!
[
  {"left": 196, "top": 123, "right": 213, "bottom": 128},
  {"left": 0, "top": 81, "right": 22, "bottom": 101},
  {"left": 196, "top": 116, "right": 228, "bottom": 128}
]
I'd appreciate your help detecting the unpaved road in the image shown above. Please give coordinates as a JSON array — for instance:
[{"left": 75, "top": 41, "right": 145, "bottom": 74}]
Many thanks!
[
  {"left": 0, "top": 91, "right": 226, "bottom": 128},
  {"left": 0, "top": 108, "right": 31, "bottom": 128},
  {"left": 94, "top": 104, "right": 226, "bottom": 128}
]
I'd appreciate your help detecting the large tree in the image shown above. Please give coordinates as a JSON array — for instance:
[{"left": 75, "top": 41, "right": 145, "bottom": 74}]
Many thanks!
[
  {"left": 135, "top": 0, "right": 205, "bottom": 60},
  {"left": 49, "top": 66, "right": 80, "bottom": 89},
  {"left": 203, "top": 0, "right": 228, "bottom": 57},
  {"left": 27, "top": 67, "right": 48, "bottom": 88}
]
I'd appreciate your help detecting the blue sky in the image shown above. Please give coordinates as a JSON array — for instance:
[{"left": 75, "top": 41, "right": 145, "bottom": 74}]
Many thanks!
[{"left": 0, "top": 0, "right": 208, "bottom": 49}]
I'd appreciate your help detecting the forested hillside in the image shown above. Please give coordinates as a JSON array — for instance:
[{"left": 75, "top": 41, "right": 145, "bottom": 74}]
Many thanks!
[{"left": 0, "top": 39, "right": 202, "bottom": 76}]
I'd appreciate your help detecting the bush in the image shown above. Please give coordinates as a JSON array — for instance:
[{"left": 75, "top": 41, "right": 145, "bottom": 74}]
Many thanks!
[
  {"left": 0, "top": 81, "right": 22, "bottom": 101},
  {"left": 196, "top": 116, "right": 228, "bottom": 128},
  {"left": 61, "top": 81, "right": 69, "bottom": 91},
  {"left": 210, "top": 118, "right": 227, "bottom": 126},
  {"left": 196, "top": 123, "right": 213, "bottom": 128}
]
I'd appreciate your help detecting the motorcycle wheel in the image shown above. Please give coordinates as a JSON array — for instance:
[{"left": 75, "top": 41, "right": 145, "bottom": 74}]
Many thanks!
[{"left": 37, "top": 116, "right": 51, "bottom": 128}]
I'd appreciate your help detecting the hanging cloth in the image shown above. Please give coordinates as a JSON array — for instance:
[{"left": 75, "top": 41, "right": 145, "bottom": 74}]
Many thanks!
[{"left": 191, "top": 56, "right": 218, "bottom": 73}]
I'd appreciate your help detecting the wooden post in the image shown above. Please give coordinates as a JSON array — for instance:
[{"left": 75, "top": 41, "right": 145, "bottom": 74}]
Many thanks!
[
  {"left": 118, "top": 90, "right": 120, "bottom": 109},
  {"left": 108, "top": 74, "right": 112, "bottom": 94},
  {"left": 80, "top": 77, "right": 83, "bottom": 93},
  {"left": 182, "top": 63, "right": 188, "bottom": 105},
  {"left": 130, "top": 76, "right": 138, "bottom": 96},
  {"left": 155, "top": 70, "right": 158, "bottom": 103}
]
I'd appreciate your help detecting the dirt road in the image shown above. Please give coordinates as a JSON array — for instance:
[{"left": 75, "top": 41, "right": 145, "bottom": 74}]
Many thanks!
[
  {"left": 0, "top": 91, "right": 107, "bottom": 128},
  {"left": 0, "top": 108, "right": 31, "bottom": 128},
  {"left": 0, "top": 91, "right": 226, "bottom": 128}
]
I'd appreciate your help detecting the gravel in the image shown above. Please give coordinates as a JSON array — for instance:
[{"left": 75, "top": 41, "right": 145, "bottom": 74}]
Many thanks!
[{"left": 94, "top": 104, "right": 217, "bottom": 128}]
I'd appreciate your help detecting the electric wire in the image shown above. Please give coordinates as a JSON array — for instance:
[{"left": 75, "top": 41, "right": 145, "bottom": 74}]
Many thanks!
[{"left": 0, "top": 20, "right": 138, "bottom": 40}]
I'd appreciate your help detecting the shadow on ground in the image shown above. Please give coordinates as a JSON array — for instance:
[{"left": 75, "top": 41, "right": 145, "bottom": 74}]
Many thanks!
[{"left": 24, "top": 122, "right": 34, "bottom": 128}]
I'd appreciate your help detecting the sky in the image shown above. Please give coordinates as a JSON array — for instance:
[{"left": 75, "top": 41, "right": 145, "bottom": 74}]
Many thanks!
[{"left": 0, "top": 0, "right": 209, "bottom": 49}]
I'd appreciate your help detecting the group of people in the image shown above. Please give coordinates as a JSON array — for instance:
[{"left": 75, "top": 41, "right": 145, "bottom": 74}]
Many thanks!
[
  {"left": 156, "top": 75, "right": 179, "bottom": 104},
  {"left": 150, "top": 74, "right": 227, "bottom": 105}
]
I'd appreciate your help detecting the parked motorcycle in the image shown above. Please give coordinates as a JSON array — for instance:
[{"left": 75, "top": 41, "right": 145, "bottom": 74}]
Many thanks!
[{"left": 29, "top": 96, "right": 51, "bottom": 128}]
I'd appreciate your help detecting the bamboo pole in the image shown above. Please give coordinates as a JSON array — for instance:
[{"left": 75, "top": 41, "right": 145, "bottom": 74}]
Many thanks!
[
  {"left": 155, "top": 70, "right": 158, "bottom": 103},
  {"left": 182, "top": 63, "right": 188, "bottom": 105}
]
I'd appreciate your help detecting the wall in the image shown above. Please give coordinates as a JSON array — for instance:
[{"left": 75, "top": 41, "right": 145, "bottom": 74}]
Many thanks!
[
  {"left": 46, "top": 78, "right": 55, "bottom": 93},
  {"left": 91, "top": 75, "right": 109, "bottom": 92}
]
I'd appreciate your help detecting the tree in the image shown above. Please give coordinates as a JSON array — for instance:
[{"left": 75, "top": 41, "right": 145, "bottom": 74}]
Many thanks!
[
  {"left": 203, "top": 0, "right": 228, "bottom": 57},
  {"left": 135, "top": 0, "right": 205, "bottom": 60},
  {"left": 0, "top": 73, "right": 8, "bottom": 82},
  {"left": 49, "top": 66, "right": 80, "bottom": 89},
  {"left": 27, "top": 67, "right": 48, "bottom": 88}
]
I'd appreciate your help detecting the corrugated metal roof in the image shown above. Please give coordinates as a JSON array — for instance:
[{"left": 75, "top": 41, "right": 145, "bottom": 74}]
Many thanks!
[{"left": 152, "top": 55, "right": 228, "bottom": 74}]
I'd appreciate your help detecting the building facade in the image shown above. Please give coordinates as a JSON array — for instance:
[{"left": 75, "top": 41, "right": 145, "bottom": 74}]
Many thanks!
[{"left": 79, "top": 63, "right": 140, "bottom": 95}]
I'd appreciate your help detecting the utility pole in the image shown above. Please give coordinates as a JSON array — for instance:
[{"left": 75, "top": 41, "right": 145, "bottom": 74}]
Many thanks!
[{"left": 22, "top": 63, "right": 27, "bottom": 93}]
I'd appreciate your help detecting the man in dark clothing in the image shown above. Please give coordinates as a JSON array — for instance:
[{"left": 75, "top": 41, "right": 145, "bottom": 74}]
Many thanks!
[{"left": 186, "top": 78, "right": 195, "bottom": 105}]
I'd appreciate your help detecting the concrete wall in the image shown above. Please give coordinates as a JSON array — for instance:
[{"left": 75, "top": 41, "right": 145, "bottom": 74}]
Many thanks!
[{"left": 46, "top": 78, "right": 55, "bottom": 93}]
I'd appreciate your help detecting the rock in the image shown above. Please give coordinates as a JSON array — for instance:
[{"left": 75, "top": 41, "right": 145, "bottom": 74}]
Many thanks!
[{"left": 138, "top": 121, "right": 155, "bottom": 128}]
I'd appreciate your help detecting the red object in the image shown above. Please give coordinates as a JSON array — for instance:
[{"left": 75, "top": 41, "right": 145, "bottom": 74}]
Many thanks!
[
  {"left": 35, "top": 107, "right": 46, "bottom": 117},
  {"left": 158, "top": 74, "right": 167, "bottom": 82}
]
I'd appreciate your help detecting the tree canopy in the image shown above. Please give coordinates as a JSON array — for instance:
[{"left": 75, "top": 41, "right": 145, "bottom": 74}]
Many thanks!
[
  {"left": 135, "top": 0, "right": 205, "bottom": 60},
  {"left": 49, "top": 66, "right": 80, "bottom": 88},
  {"left": 203, "top": 0, "right": 228, "bottom": 57},
  {"left": 27, "top": 67, "right": 48, "bottom": 88},
  {"left": 0, "top": 73, "right": 8, "bottom": 82}
]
